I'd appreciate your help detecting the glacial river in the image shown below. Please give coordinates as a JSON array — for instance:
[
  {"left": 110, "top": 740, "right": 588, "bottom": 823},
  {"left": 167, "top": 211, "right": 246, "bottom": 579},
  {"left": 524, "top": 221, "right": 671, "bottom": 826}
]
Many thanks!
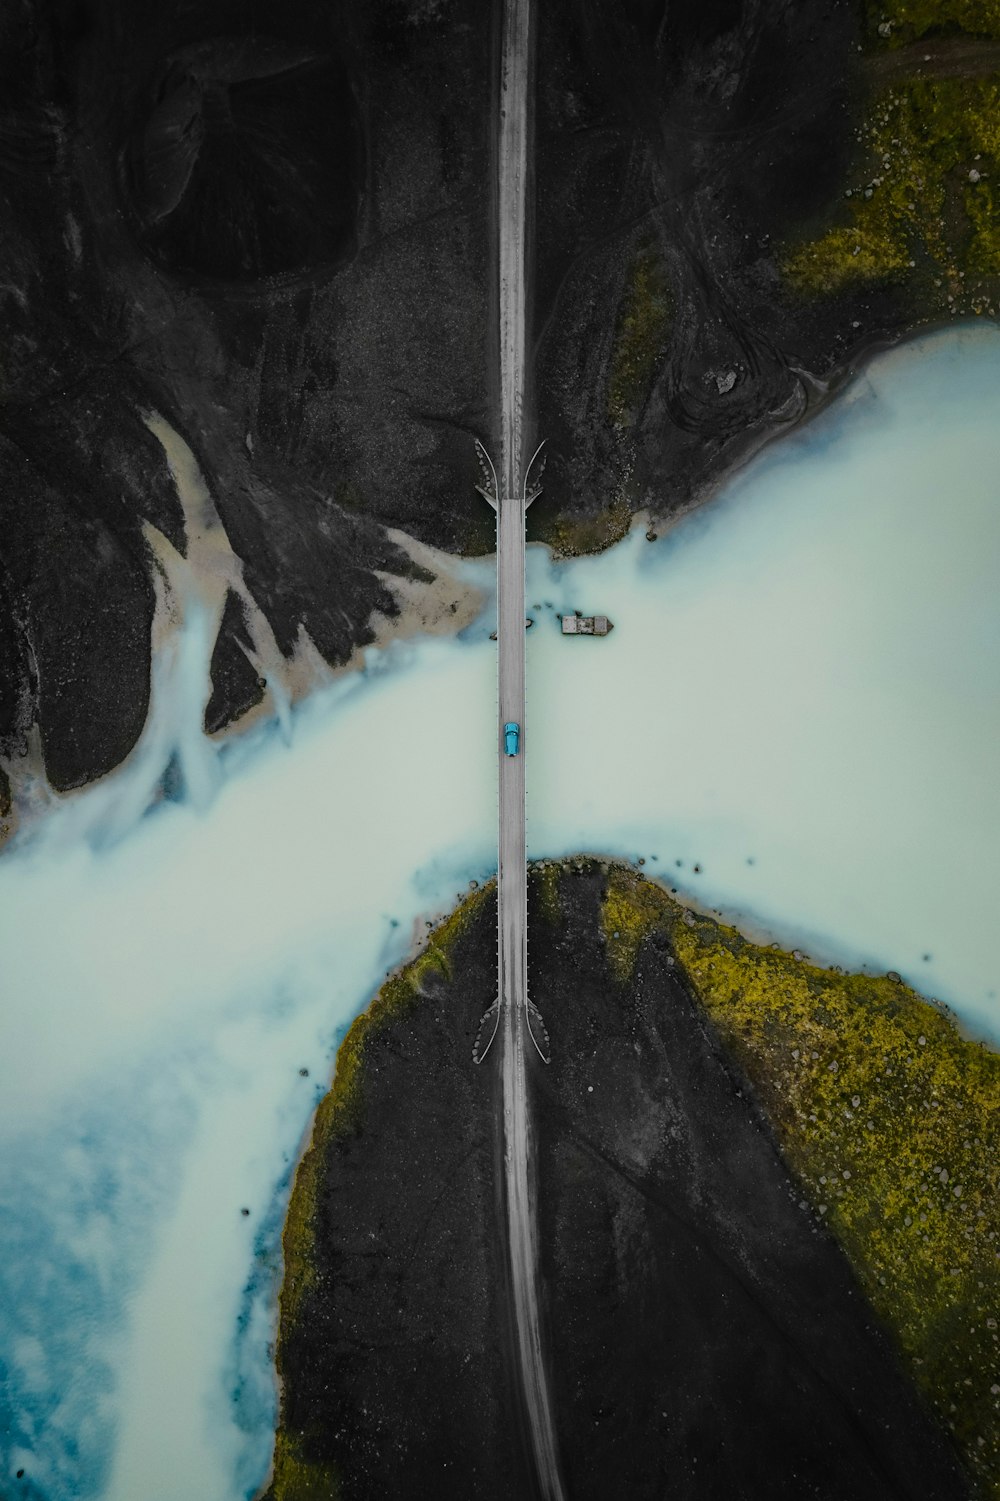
[{"left": 1, "top": 323, "right": 998, "bottom": 1499}]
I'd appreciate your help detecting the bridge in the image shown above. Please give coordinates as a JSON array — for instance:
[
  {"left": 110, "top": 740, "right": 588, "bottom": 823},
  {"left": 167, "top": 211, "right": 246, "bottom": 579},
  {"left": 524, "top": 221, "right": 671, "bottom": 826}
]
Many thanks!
[{"left": 470, "top": 0, "right": 567, "bottom": 1498}]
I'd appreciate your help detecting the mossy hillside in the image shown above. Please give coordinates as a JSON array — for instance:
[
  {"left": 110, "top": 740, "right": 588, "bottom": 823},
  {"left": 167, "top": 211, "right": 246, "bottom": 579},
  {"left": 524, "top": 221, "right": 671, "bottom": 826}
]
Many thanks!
[
  {"left": 267, "top": 884, "right": 492, "bottom": 1501},
  {"left": 601, "top": 863, "right": 1000, "bottom": 1498},
  {"left": 785, "top": 0, "right": 1000, "bottom": 312},
  {"left": 268, "top": 1432, "right": 341, "bottom": 1501},
  {"left": 607, "top": 246, "right": 674, "bottom": 429},
  {"left": 864, "top": 0, "right": 1000, "bottom": 46},
  {"left": 785, "top": 74, "right": 1000, "bottom": 311}
]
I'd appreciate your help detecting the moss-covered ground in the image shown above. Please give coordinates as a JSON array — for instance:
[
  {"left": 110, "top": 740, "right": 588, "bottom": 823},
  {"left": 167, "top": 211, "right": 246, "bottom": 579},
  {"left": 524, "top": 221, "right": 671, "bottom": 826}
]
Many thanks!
[
  {"left": 602, "top": 863, "right": 1000, "bottom": 1498},
  {"left": 265, "top": 883, "right": 492, "bottom": 1501},
  {"left": 607, "top": 245, "right": 674, "bottom": 429},
  {"left": 267, "top": 1432, "right": 341, "bottom": 1501},
  {"left": 784, "top": 0, "right": 1000, "bottom": 316},
  {"left": 268, "top": 861, "right": 999, "bottom": 1496},
  {"left": 786, "top": 76, "right": 1000, "bottom": 310},
  {"left": 864, "top": 0, "right": 1000, "bottom": 47},
  {"left": 531, "top": 496, "right": 633, "bottom": 559}
]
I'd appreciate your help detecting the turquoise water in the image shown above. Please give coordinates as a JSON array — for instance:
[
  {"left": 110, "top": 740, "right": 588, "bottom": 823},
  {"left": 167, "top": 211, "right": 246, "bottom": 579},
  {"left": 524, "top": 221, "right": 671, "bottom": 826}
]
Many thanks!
[{"left": 0, "top": 322, "right": 998, "bottom": 1499}]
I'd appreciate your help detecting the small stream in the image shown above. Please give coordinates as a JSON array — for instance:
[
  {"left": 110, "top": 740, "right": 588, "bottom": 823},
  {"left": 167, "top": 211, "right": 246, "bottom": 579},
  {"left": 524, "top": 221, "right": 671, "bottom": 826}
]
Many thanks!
[{"left": 0, "top": 323, "right": 998, "bottom": 1500}]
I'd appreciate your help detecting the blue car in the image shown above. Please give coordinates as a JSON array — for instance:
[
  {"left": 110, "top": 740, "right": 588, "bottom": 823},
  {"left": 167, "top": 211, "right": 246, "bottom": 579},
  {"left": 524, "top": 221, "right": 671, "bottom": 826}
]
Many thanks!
[{"left": 504, "top": 722, "right": 520, "bottom": 756}]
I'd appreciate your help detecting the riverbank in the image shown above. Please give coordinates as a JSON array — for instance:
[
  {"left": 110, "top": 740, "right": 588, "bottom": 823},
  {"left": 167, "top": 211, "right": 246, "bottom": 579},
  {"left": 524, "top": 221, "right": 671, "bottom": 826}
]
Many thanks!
[
  {"left": 5, "top": 0, "right": 1000, "bottom": 797},
  {"left": 267, "top": 859, "right": 991, "bottom": 1498},
  {"left": 0, "top": 320, "right": 998, "bottom": 1499}
]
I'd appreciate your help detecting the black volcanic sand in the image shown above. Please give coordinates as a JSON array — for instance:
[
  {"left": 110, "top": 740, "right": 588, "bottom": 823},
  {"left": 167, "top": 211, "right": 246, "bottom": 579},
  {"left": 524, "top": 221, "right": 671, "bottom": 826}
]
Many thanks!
[
  {"left": 3, "top": 0, "right": 987, "bottom": 791},
  {"left": 0, "top": 0, "right": 492, "bottom": 787},
  {"left": 530, "top": 0, "right": 860, "bottom": 542},
  {"left": 268, "top": 867, "right": 969, "bottom": 1500},
  {"left": 267, "top": 889, "right": 524, "bottom": 1500}
]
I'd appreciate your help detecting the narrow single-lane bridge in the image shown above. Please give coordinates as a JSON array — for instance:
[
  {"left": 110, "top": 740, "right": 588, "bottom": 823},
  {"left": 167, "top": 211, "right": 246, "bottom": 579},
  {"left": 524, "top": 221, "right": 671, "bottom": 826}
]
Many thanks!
[{"left": 472, "top": 1, "right": 567, "bottom": 1498}]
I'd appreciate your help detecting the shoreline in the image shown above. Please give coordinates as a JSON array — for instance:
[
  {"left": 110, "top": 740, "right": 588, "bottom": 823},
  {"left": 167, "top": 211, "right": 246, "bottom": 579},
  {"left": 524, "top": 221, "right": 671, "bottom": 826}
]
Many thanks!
[{"left": 2, "top": 311, "right": 992, "bottom": 854}]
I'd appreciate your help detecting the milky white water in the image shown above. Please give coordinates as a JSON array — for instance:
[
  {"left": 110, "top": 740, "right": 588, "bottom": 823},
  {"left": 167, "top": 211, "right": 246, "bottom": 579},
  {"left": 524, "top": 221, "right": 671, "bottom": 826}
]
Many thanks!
[
  {"left": 0, "top": 323, "right": 998, "bottom": 1499},
  {"left": 527, "top": 323, "right": 1000, "bottom": 1028}
]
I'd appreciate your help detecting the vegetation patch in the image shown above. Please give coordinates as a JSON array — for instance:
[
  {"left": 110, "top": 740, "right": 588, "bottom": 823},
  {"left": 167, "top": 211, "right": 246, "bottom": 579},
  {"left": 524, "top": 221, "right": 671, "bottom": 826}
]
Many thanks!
[
  {"left": 459, "top": 501, "right": 500, "bottom": 559},
  {"left": 785, "top": 0, "right": 1000, "bottom": 314},
  {"left": 600, "top": 863, "right": 672, "bottom": 982},
  {"left": 533, "top": 496, "right": 633, "bottom": 559},
  {"left": 268, "top": 883, "right": 492, "bottom": 1496},
  {"left": 271, "top": 862, "right": 1000, "bottom": 1496},
  {"left": 528, "top": 242, "right": 671, "bottom": 561},
  {"left": 531, "top": 860, "right": 564, "bottom": 926},
  {"left": 864, "top": 0, "right": 1000, "bottom": 47},
  {"left": 279, "top": 882, "right": 491, "bottom": 1320},
  {"left": 607, "top": 245, "right": 673, "bottom": 429},
  {"left": 786, "top": 73, "right": 1000, "bottom": 312},
  {"left": 267, "top": 1431, "right": 342, "bottom": 1501},
  {"left": 600, "top": 863, "right": 1000, "bottom": 1497}
]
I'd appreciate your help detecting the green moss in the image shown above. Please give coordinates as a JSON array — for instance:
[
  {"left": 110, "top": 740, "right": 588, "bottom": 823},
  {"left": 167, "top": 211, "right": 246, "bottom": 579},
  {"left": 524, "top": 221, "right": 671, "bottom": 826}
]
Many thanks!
[
  {"left": 532, "top": 497, "right": 633, "bottom": 559},
  {"left": 786, "top": 222, "right": 914, "bottom": 291},
  {"left": 600, "top": 864, "right": 1000, "bottom": 1496},
  {"left": 968, "top": 177, "right": 1000, "bottom": 265},
  {"left": 271, "top": 862, "right": 1000, "bottom": 1495},
  {"left": 279, "top": 884, "right": 491, "bottom": 1325},
  {"left": 864, "top": 0, "right": 1000, "bottom": 46},
  {"left": 459, "top": 502, "right": 500, "bottom": 559},
  {"left": 526, "top": 245, "right": 670, "bottom": 559},
  {"left": 608, "top": 246, "right": 673, "bottom": 428},
  {"left": 531, "top": 861, "right": 563, "bottom": 926},
  {"left": 269, "top": 884, "right": 492, "bottom": 1498},
  {"left": 785, "top": 68, "right": 1000, "bottom": 314},
  {"left": 267, "top": 1432, "right": 341, "bottom": 1501},
  {"left": 600, "top": 865, "right": 670, "bottom": 982}
]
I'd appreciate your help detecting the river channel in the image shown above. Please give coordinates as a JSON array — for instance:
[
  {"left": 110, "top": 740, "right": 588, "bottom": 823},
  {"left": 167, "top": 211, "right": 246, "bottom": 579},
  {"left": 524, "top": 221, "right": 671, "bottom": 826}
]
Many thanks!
[{"left": 0, "top": 323, "right": 997, "bottom": 1499}]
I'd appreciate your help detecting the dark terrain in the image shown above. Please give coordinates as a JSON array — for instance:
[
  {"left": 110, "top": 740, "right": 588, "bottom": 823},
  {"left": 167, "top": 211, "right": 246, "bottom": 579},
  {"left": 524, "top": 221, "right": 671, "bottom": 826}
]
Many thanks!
[
  {"left": 0, "top": 3, "right": 996, "bottom": 1496},
  {"left": 1, "top": 0, "right": 977, "bottom": 794},
  {"left": 0, "top": 0, "right": 493, "bottom": 789},
  {"left": 268, "top": 866, "right": 970, "bottom": 1500}
]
